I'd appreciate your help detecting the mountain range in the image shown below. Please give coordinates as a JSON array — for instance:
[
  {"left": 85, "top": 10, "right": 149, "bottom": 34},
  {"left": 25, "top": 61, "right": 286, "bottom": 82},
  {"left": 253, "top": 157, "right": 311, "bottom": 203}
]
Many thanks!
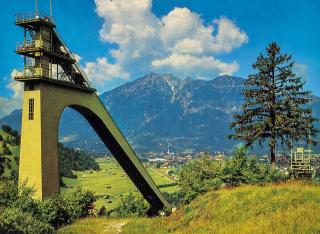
[{"left": 1, "top": 73, "right": 320, "bottom": 154}]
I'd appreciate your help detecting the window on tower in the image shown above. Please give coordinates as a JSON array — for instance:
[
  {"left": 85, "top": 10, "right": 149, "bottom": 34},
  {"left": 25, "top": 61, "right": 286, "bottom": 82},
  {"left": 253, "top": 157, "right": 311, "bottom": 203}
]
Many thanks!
[{"left": 29, "top": 98, "right": 34, "bottom": 120}]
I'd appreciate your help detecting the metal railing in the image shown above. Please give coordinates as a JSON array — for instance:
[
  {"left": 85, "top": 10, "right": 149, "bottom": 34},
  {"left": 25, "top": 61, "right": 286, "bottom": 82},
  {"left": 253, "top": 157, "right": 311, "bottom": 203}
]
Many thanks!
[
  {"left": 16, "top": 39, "right": 52, "bottom": 52},
  {"left": 15, "top": 66, "right": 50, "bottom": 79},
  {"left": 16, "top": 40, "right": 35, "bottom": 51},
  {"left": 15, "top": 11, "right": 55, "bottom": 25}
]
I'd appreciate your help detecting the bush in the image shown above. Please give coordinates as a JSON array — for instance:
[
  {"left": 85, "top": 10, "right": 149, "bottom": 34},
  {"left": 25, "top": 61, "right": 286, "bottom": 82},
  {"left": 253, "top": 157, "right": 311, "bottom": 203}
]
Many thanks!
[
  {"left": 222, "top": 146, "right": 254, "bottom": 186},
  {"left": 0, "top": 180, "right": 97, "bottom": 231},
  {"left": 98, "top": 206, "right": 107, "bottom": 216},
  {"left": 0, "top": 180, "right": 16, "bottom": 204},
  {"left": 38, "top": 188, "right": 96, "bottom": 228},
  {"left": 11, "top": 183, "right": 39, "bottom": 214},
  {"left": 222, "top": 146, "right": 289, "bottom": 186},
  {"left": 0, "top": 207, "right": 54, "bottom": 234},
  {"left": 176, "top": 145, "right": 289, "bottom": 204},
  {"left": 38, "top": 195, "right": 71, "bottom": 228},
  {"left": 9, "top": 169, "right": 19, "bottom": 182},
  {"left": 114, "top": 192, "right": 150, "bottom": 217},
  {"left": 162, "top": 191, "right": 184, "bottom": 206},
  {"left": 177, "top": 156, "right": 223, "bottom": 203},
  {"left": 63, "top": 188, "right": 96, "bottom": 220}
]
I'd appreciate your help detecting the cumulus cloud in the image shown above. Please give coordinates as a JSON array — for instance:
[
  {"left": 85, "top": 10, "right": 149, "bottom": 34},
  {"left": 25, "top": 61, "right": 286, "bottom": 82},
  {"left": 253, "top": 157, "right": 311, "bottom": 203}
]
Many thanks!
[
  {"left": 152, "top": 53, "right": 239, "bottom": 77},
  {"left": 0, "top": 70, "right": 23, "bottom": 118},
  {"left": 84, "top": 57, "right": 130, "bottom": 91},
  {"left": 85, "top": 0, "right": 248, "bottom": 86},
  {"left": 7, "top": 70, "right": 24, "bottom": 100}
]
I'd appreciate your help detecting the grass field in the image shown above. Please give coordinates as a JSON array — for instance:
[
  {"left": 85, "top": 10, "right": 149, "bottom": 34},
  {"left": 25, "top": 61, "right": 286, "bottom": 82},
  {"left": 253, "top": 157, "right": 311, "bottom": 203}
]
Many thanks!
[
  {"left": 59, "top": 181, "right": 320, "bottom": 234},
  {"left": 61, "top": 158, "right": 179, "bottom": 210}
]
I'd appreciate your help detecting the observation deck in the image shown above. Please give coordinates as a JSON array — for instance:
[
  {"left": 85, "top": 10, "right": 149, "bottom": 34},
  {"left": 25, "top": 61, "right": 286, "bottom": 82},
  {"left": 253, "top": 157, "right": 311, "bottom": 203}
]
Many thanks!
[
  {"left": 14, "top": 11, "right": 96, "bottom": 93},
  {"left": 16, "top": 40, "right": 76, "bottom": 62},
  {"left": 15, "top": 11, "right": 56, "bottom": 28}
]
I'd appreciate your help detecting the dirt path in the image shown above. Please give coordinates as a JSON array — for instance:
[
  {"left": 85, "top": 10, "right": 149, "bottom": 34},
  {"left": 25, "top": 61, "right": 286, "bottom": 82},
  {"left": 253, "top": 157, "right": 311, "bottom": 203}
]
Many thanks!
[{"left": 103, "top": 221, "right": 128, "bottom": 234}]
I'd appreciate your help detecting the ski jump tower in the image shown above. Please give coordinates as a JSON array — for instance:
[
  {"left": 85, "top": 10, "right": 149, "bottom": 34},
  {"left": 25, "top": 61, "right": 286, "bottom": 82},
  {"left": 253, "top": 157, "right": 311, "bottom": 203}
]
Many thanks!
[{"left": 14, "top": 5, "right": 171, "bottom": 212}]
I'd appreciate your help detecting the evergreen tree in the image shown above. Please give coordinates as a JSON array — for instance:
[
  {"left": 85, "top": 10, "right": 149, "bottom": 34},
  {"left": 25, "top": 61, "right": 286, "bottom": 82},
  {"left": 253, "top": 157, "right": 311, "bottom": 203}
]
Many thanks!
[{"left": 229, "top": 42, "right": 318, "bottom": 168}]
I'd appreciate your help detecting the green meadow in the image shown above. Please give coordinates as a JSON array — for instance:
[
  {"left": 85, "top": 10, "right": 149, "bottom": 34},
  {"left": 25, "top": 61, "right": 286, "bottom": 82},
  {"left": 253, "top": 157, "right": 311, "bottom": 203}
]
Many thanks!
[{"left": 61, "top": 158, "right": 179, "bottom": 210}]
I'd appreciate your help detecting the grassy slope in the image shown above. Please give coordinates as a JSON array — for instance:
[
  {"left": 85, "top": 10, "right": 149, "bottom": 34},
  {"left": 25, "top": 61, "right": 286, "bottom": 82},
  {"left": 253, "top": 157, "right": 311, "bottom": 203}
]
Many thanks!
[
  {"left": 61, "top": 158, "right": 178, "bottom": 210},
  {"left": 59, "top": 181, "right": 320, "bottom": 234}
]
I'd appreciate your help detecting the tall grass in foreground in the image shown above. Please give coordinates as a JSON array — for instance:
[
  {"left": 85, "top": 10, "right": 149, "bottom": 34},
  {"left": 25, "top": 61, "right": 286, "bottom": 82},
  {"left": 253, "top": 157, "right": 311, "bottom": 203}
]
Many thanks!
[{"left": 122, "top": 181, "right": 320, "bottom": 234}]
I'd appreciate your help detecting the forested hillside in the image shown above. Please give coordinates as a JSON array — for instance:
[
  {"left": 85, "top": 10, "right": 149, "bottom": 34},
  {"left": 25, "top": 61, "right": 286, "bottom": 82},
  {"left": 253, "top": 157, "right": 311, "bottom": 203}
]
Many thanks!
[
  {"left": 59, "top": 143, "right": 100, "bottom": 179},
  {"left": 0, "top": 125, "right": 100, "bottom": 180}
]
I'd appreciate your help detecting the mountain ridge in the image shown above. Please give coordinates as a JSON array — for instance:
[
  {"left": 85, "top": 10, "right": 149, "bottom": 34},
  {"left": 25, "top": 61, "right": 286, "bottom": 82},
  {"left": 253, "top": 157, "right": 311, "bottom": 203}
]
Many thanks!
[{"left": 1, "top": 73, "right": 319, "bottom": 154}]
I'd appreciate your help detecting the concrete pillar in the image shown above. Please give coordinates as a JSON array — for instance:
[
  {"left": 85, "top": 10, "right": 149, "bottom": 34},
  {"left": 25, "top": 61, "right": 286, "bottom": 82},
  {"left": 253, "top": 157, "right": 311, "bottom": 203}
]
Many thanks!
[{"left": 18, "top": 82, "right": 171, "bottom": 211}]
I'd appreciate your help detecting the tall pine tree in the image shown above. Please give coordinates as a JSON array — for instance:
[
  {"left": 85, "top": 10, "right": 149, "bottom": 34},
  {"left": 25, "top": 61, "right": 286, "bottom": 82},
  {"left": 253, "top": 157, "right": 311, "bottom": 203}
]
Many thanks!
[{"left": 229, "top": 42, "right": 318, "bottom": 168}]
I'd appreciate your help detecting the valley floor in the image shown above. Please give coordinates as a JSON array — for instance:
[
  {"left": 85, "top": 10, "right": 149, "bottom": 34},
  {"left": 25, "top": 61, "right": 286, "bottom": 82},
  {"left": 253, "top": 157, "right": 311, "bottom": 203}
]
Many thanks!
[
  {"left": 58, "top": 181, "right": 320, "bottom": 234},
  {"left": 61, "top": 158, "right": 178, "bottom": 210}
]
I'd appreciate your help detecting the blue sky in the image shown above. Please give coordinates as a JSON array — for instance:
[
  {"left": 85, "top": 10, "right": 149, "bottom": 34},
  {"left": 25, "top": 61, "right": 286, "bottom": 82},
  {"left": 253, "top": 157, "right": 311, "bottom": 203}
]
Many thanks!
[{"left": 0, "top": 0, "right": 319, "bottom": 116}]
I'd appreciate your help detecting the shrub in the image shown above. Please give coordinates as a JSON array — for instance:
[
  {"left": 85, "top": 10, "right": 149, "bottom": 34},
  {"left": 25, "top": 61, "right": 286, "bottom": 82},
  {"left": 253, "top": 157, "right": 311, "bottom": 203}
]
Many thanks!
[
  {"left": 38, "top": 188, "right": 96, "bottom": 228},
  {"left": 0, "top": 180, "right": 20, "bottom": 209},
  {"left": 162, "top": 191, "right": 184, "bottom": 206},
  {"left": 38, "top": 195, "right": 71, "bottom": 228},
  {"left": 114, "top": 192, "right": 150, "bottom": 217},
  {"left": 9, "top": 169, "right": 19, "bottom": 182},
  {"left": 11, "top": 183, "right": 38, "bottom": 214},
  {"left": 222, "top": 146, "right": 253, "bottom": 186},
  {"left": 0, "top": 180, "right": 97, "bottom": 231},
  {"left": 63, "top": 188, "right": 96, "bottom": 221},
  {"left": 222, "top": 146, "right": 289, "bottom": 186},
  {"left": 0, "top": 207, "right": 54, "bottom": 234},
  {"left": 177, "top": 156, "right": 223, "bottom": 203},
  {"left": 176, "top": 145, "right": 289, "bottom": 204},
  {"left": 98, "top": 206, "right": 107, "bottom": 216}
]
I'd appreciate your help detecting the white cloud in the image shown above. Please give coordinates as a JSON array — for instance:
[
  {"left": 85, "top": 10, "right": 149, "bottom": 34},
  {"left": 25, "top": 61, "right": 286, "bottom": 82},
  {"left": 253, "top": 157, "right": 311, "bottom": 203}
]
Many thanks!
[
  {"left": 84, "top": 57, "right": 130, "bottom": 91},
  {"left": 7, "top": 70, "right": 24, "bottom": 100},
  {"left": 0, "top": 97, "right": 21, "bottom": 118},
  {"left": 152, "top": 53, "right": 239, "bottom": 78},
  {"left": 85, "top": 0, "right": 248, "bottom": 85},
  {"left": 210, "top": 17, "right": 249, "bottom": 53},
  {"left": 0, "top": 70, "right": 23, "bottom": 118}
]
